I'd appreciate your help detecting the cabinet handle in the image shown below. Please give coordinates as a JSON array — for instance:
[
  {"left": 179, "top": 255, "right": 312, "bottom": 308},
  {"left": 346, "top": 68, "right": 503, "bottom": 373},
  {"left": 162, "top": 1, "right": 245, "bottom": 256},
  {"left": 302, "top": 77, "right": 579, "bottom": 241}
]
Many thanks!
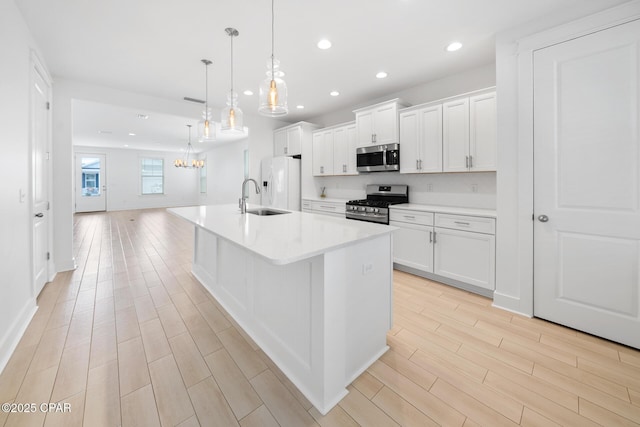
[
  {"left": 416, "top": 159, "right": 419, "bottom": 170},
  {"left": 320, "top": 205, "right": 336, "bottom": 210},
  {"left": 343, "top": 164, "right": 346, "bottom": 173},
  {"left": 372, "top": 133, "right": 377, "bottom": 143},
  {"left": 320, "top": 166, "right": 324, "bottom": 174},
  {"left": 403, "top": 215, "right": 415, "bottom": 220},
  {"left": 284, "top": 147, "right": 288, "bottom": 154},
  {"left": 469, "top": 155, "right": 473, "bottom": 168},
  {"left": 433, "top": 231, "right": 437, "bottom": 244},
  {"left": 419, "top": 159, "right": 423, "bottom": 170},
  {"left": 429, "top": 231, "right": 433, "bottom": 243},
  {"left": 465, "top": 156, "right": 469, "bottom": 168},
  {"left": 454, "top": 221, "right": 470, "bottom": 226}
]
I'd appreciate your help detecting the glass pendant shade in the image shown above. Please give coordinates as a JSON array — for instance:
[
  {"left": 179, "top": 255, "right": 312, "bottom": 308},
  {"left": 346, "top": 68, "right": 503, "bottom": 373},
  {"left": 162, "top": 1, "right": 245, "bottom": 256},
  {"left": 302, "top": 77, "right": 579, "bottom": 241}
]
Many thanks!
[
  {"left": 221, "top": 91, "right": 244, "bottom": 133},
  {"left": 197, "top": 107, "right": 216, "bottom": 142},
  {"left": 258, "top": 58, "right": 288, "bottom": 116}
]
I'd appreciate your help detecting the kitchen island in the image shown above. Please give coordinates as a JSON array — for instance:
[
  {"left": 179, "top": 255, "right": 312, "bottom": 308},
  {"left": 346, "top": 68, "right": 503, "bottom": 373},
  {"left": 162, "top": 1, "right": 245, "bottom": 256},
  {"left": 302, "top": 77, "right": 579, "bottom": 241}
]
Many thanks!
[{"left": 168, "top": 204, "right": 395, "bottom": 415}]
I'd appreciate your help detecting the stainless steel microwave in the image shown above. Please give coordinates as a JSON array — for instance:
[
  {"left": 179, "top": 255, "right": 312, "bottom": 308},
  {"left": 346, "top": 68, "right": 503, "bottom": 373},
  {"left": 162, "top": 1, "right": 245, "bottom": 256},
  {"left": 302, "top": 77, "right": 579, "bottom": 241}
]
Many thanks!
[{"left": 356, "top": 143, "right": 400, "bottom": 172}]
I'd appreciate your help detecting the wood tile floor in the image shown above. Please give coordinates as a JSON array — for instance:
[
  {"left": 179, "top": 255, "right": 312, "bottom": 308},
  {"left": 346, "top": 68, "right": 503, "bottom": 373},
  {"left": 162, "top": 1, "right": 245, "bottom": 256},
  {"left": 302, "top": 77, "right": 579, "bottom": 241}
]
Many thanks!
[{"left": 1, "top": 208, "right": 640, "bottom": 426}]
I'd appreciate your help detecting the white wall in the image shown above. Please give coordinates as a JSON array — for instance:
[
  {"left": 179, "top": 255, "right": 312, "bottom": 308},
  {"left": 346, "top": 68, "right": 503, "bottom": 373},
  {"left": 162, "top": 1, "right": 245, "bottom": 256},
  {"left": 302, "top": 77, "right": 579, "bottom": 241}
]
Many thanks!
[
  {"left": 0, "top": 0, "right": 40, "bottom": 372},
  {"left": 303, "top": 63, "right": 497, "bottom": 209},
  {"left": 198, "top": 140, "right": 249, "bottom": 205},
  {"left": 494, "top": 0, "right": 633, "bottom": 315},
  {"left": 74, "top": 146, "right": 200, "bottom": 211}
]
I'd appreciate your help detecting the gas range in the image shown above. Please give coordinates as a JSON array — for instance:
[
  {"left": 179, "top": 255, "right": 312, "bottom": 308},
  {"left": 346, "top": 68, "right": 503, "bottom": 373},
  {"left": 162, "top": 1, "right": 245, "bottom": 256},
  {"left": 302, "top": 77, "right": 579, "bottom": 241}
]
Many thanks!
[{"left": 345, "top": 185, "right": 409, "bottom": 224}]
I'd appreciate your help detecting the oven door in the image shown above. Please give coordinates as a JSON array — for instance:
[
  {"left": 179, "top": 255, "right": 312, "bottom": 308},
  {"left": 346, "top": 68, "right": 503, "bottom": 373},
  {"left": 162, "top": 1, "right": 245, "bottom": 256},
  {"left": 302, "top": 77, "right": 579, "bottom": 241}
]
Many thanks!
[{"left": 356, "top": 144, "right": 400, "bottom": 172}]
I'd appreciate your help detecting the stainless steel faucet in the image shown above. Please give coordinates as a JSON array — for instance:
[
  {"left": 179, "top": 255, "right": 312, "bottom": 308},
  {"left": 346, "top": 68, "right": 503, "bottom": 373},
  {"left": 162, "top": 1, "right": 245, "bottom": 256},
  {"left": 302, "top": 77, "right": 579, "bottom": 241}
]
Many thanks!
[{"left": 239, "top": 178, "right": 261, "bottom": 213}]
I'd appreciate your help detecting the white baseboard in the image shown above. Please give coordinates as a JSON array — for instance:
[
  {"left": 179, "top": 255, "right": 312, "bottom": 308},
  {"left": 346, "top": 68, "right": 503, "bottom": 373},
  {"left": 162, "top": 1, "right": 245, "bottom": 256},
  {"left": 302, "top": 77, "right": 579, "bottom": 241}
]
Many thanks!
[
  {"left": 0, "top": 299, "right": 37, "bottom": 375},
  {"left": 55, "top": 257, "right": 76, "bottom": 273}
]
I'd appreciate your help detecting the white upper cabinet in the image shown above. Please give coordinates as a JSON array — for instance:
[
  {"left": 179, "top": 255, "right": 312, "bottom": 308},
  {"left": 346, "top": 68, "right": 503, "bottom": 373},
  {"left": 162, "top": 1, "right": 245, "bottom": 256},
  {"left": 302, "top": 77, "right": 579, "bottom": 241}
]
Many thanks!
[
  {"left": 354, "top": 99, "right": 406, "bottom": 147},
  {"left": 442, "top": 92, "right": 496, "bottom": 172},
  {"left": 312, "top": 122, "right": 356, "bottom": 177},
  {"left": 443, "top": 98, "right": 471, "bottom": 172},
  {"left": 274, "top": 122, "right": 318, "bottom": 157},
  {"left": 332, "top": 123, "right": 357, "bottom": 175},
  {"left": 312, "top": 130, "right": 334, "bottom": 176},
  {"left": 400, "top": 104, "right": 442, "bottom": 174},
  {"left": 469, "top": 92, "right": 497, "bottom": 172}
]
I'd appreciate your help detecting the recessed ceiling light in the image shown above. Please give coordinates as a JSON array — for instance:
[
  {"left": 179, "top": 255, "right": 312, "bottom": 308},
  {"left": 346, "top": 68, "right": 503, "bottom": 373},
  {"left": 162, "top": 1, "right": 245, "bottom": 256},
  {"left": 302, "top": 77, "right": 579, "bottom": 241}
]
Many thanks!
[
  {"left": 243, "top": 90, "right": 254, "bottom": 96},
  {"left": 137, "top": 114, "right": 149, "bottom": 119},
  {"left": 317, "top": 39, "right": 332, "bottom": 50},
  {"left": 296, "top": 105, "right": 305, "bottom": 109},
  {"left": 376, "top": 71, "right": 388, "bottom": 79},
  {"left": 446, "top": 42, "right": 463, "bottom": 52},
  {"left": 330, "top": 91, "right": 340, "bottom": 97},
  {"left": 124, "top": 144, "right": 129, "bottom": 147},
  {"left": 97, "top": 130, "right": 112, "bottom": 134},
  {"left": 128, "top": 133, "right": 136, "bottom": 136}
]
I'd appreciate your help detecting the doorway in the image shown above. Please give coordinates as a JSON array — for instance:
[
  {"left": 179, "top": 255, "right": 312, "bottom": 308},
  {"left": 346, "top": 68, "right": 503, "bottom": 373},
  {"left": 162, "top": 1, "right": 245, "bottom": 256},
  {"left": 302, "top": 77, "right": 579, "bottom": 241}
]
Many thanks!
[
  {"left": 75, "top": 153, "right": 107, "bottom": 213},
  {"left": 533, "top": 18, "right": 640, "bottom": 348}
]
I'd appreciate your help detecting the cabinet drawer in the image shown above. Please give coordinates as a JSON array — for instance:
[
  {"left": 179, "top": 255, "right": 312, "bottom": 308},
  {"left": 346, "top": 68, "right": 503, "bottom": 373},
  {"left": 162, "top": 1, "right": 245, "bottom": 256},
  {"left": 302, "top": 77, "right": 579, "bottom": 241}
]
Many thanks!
[
  {"left": 311, "top": 201, "right": 345, "bottom": 215},
  {"left": 302, "top": 200, "right": 312, "bottom": 210},
  {"left": 435, "top": 213, "right": 495, "bottom": 234},
  {"left": 389, "top": 209, "right": 434, "bottom": 226}
]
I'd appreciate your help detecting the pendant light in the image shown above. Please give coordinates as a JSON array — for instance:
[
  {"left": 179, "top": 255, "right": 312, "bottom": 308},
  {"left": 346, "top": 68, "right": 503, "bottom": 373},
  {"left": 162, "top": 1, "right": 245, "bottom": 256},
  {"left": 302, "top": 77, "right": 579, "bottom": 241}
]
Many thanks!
[
  {"left": 221, "top": 28, "right": 245, "bottom": 134},
  {"left": 258, "top": 0, "right": 288, "bottom": 116},
  {"left": 175, "top": 125, "right": 205, "bottom": 169},
  {"left": 197, "top": 59, "right": 216, "bottom": 142}
]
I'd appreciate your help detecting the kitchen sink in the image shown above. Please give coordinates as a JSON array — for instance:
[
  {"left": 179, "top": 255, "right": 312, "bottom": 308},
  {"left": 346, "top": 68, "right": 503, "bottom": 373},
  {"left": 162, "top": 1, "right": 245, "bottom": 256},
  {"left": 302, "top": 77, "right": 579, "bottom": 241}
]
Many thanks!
[{"left": 246, "top": 208, "right": 291, "bottom": 216}]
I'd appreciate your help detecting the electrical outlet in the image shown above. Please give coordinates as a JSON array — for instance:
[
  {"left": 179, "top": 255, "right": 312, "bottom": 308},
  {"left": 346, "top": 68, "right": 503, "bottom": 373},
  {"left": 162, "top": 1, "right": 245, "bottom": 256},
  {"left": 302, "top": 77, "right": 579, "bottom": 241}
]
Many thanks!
[{"left": 471, "top": 184, "right": 478, "bottom": 193}]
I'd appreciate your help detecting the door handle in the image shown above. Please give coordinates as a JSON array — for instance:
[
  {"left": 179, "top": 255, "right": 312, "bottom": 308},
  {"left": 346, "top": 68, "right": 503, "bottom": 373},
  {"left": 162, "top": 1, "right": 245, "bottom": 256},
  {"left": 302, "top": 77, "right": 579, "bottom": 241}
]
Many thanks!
[
  {"left": 538, "top": 215, "right": 549, "bottom": 222},
  {"left": 35, "top": 213, "right": 44, "bottom": 218}
]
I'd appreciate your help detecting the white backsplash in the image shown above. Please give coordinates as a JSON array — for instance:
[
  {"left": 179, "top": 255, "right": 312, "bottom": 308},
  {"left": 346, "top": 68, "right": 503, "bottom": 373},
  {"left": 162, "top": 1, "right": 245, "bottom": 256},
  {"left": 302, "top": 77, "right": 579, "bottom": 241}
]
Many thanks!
[{"left": 306, "top": 172, "right": 496, "bottom": 209}]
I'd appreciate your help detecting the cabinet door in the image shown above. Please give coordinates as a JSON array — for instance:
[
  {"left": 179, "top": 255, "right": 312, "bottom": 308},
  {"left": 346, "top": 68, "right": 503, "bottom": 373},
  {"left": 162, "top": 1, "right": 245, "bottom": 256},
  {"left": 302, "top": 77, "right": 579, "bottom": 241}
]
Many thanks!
[
  {"left": 312, "top": 131, "right": 334, "bottom": 176},
  {"left": 345, "top": 124, "right": 358, "bottom": 175},
  {"left": 399, "top": 110, "right": 420, "bottom": 174},
  {"left": 419, "top": 105, "right": 443, "bottom": 173},
  {"left": 442, "top": 98, "right": 470, "bottom": 172},
  {"left": 333, "top": 127, "right": 348, "bottom": 175},
  {"left": 356, "top": 110, "right": 374, "bottom": 146},
  {"left": 390, "top": 221, "right": 434, "bottom": 272},
  {"left": 433, "top": 228, "right": 495, "bottom": 290},
  {"left": 286, "top": 126, "right": 302, "bottom": 156},
  {"left": 312, "top": 132, "right": 324, "bottom": 176},
  {"left": 469, "top": 93, "right": 496, "bottom": 171},
  {"left": 274, "top": 129, "right": 287, "bottom": 156},
  {"left": 373, "top": 103, "right": 398, "bottom": 145}
]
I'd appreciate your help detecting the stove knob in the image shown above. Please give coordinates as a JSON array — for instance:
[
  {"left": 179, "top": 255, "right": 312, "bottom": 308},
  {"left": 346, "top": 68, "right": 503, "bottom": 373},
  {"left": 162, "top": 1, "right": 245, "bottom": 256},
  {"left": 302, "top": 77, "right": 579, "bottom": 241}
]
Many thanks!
[
  {"left": 359, "top": 206, "right": 366, "bottom": 212},
  {"left": 366, "top": 207, "right": 374, "bottom": 213},
  {"left": 373, "top": 208, "right": 379, "bottom": 213}
]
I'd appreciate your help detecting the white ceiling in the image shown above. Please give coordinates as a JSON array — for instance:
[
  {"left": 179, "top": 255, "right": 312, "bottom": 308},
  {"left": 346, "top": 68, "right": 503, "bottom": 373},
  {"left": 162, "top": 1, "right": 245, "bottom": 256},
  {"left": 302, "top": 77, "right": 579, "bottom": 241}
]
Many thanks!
[{"left": 16, "top": 0, "right": 629, "bottom": 151}]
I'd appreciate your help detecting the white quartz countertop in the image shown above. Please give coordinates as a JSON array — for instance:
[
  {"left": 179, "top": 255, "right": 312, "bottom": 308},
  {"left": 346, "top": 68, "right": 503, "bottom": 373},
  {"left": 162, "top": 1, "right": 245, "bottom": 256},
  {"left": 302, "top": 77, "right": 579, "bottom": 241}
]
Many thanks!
[
  {"left": 168, "top": 204, "right": 395, "bottom": 265},
  {"left": 391, "top": 203, "right": 497, "bottom": 218}
]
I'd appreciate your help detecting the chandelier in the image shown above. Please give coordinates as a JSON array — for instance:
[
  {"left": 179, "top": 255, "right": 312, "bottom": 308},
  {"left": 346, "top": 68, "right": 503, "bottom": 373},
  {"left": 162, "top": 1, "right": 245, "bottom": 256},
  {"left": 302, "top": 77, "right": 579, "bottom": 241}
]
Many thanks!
[{"left": 175, "top": 125, "right": 204, "bottom": 169}]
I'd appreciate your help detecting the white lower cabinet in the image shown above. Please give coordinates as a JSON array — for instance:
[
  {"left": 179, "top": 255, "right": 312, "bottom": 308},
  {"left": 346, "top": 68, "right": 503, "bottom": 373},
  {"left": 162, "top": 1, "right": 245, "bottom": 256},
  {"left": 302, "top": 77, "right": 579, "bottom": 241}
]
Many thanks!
[
  {"left": 433, "top": 227, "right": 495, "bottom": 290},
  {"left": 391, "top": 207, "right": 496, "bottom": 292}
]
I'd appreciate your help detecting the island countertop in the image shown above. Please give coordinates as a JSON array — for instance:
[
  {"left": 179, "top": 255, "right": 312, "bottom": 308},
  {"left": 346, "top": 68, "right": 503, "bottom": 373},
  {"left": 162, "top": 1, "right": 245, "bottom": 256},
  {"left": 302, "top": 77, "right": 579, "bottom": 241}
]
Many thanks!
[{"left": 168, "top": 204, "right": 395, "bottom": 265}]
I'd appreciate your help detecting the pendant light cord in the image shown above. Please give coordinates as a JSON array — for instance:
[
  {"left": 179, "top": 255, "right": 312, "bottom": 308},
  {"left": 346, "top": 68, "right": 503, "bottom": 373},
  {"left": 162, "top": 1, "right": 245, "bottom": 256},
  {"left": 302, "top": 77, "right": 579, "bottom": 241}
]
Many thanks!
[
  {"left": 271, "top": 0, "right": 275, "bottom": 76},
  {"left": 230, "top": 32, "right": 234, "bottom": 95}
]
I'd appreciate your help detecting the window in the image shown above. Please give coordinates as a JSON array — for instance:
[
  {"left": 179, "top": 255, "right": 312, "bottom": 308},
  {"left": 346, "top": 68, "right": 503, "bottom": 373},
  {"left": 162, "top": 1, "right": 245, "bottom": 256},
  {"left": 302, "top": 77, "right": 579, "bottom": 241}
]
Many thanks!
[
  {"left": 141, "top": 158, "right": 164, "bottom": 195},
  {"left": 200, "top": 158, "right": 207, "bottom": 194}
]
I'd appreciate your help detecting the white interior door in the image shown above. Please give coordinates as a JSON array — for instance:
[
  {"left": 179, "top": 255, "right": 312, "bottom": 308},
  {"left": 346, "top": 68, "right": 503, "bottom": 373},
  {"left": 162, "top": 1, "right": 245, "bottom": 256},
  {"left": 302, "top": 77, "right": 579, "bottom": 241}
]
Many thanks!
[
  {"left": 533, "top": 19, "right": 640, "bottom": 348},
  {"left": 75, "top": 153, "right": 107, "bottom": 212},
  {"left": 32, "top": 58, "right": 50, "bottom": 296}
]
